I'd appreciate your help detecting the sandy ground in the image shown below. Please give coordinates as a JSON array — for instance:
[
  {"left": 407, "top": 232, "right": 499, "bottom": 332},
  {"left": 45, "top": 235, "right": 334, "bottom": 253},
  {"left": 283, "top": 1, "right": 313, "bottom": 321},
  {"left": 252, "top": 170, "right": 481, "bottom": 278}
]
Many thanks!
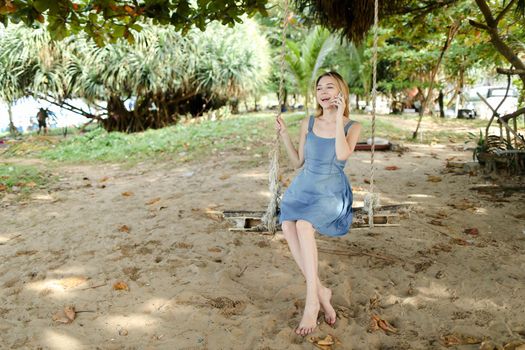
[{"left": 1, "top": 140, "right": 525, "bottom": 350}]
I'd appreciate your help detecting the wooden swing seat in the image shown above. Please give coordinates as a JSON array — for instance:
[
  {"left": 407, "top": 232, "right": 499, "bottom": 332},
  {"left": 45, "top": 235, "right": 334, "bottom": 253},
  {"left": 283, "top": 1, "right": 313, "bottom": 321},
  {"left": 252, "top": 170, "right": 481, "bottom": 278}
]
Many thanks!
[{"left": 213, "top": 204, "right": 409, "bottom": 233}]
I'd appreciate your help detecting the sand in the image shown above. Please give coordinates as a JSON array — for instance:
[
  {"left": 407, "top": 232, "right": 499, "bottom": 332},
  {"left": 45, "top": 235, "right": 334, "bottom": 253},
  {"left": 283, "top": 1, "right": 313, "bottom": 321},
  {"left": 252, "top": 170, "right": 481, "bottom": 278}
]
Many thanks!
[{"left": 1, "top": 141, "right": 525, "bottom": 350}]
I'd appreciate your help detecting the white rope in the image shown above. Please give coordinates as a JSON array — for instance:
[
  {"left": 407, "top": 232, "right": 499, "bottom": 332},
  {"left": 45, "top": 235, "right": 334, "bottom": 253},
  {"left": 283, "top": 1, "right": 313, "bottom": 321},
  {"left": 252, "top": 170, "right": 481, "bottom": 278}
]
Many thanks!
[
  {"left": 364, "top": 0, "right": 380, "bottom": 228},
  {"left": 262, "top": 0, "right": 289, "bottom": 233}
]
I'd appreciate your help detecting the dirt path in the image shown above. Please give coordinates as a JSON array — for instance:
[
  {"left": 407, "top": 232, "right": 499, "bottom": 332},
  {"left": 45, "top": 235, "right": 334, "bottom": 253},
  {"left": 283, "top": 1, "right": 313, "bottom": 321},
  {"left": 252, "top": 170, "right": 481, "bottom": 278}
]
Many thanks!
[{"left": 1, "top": 143, "right": 524, "bottom": 349}]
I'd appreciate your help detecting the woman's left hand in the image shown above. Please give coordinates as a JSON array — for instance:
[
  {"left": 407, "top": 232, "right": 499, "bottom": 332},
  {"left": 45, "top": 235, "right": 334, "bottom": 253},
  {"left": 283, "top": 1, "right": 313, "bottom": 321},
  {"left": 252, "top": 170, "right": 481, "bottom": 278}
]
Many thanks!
[{"left": 331, "top": 93, "right": 345, "bottom": 117}]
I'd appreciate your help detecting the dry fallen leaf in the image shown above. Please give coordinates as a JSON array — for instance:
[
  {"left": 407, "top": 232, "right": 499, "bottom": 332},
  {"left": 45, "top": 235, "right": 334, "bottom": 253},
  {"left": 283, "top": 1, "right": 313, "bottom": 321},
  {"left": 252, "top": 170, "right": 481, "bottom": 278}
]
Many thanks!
[
  {"left": 113, "top": 281, "right": 129, "bottom": 291},
  {"left": 25, "top": 181, "right": 37, "bottom": 188},
  {"left": 219, "top": 174, "right": 230, "bottom": 180},
  {"left": 121, "top": 191, "right": 134, "bottom": 197},
  {"left": 427, "top": 175, "right": 442, "bottom": 182},
  {"left": 479, "top": 340, "right": 502, "bottom": 350},
  {"left": 0, "top": 184, "right": 7, "bottom": 191},
  {"left": 449, "top": 238, "right": 471, "bottom": 246},
  {"left": 64, "top": 306, "right": 76, "bottom": 321},
  {"left": 99, "top": 176, "right": 110, "bottom": 182},
  {"left": 448, "top": 199, "right": 476, "bottom": 210},
  {"left": 440, "top": 333, "right": 481, "bottom": 347},
  {"left": 208, "top": 247, "right": 222, "bottom": 253},
  {"left": 503, "top": 341, "right": 525, "bottom": 350},
  {"left": 118, "top": 225, "right": 130, "bottom": 233},
  {"left": 464, "top": 228, "right": 479, "bottom": 236},
  {"left": 429, "top": 219, "right": 445, "bottom": 226},
  {"left": 52, "top": 306, "right": 76, "bottom": 324},
  {"left": 145, "top": 197, "right": 161, "bottom": 205},
  {"left": 385, "top": 166, "right": 400, "bottom": 171},
  {"left": 369, "top": 314, "right": 398, "bottom": 334},
  {"left": 307, "top": 334, "right": 341, "bottom": 350}
]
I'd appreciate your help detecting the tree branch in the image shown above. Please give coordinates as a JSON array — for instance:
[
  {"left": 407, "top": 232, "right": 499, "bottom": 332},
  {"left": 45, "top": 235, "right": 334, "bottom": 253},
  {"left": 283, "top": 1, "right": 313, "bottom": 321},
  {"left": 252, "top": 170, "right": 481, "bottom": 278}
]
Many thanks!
[
  {"left": 468, "top": 19, "right": 490, "bottom": 30},
  {"left": 495, "top": 0, "right": 517, "bottom": 24},
  {"left": 31, "top": 92, "right": 103, "bottom": 120},
  {"left": 501, "top": 107, "right": 525, "bottom": 122},
  {"left": 497, "top": 67, "right": 525, "bottom": 75},
  {"left": 475, "top": 0, "right": 496, "bottom": 26}
]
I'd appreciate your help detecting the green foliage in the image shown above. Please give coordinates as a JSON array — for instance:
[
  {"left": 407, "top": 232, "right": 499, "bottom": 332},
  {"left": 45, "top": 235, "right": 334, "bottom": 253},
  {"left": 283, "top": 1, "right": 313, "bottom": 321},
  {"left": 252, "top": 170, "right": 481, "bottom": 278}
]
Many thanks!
[
  {"left": 1, "top": 112, "right": 492, "bottom": 166},
  {"left": 0, "top": 19, "right": 270, "bottom": 131},
  {"left": 29, "top": 113, "right": 290, "bottom": 163},
  {"left": 0, "top": 163, "right": 55, "bottom": 196},
  {"left": 0, "top": 0, "right": 269, "bottom": 44},
  {"left": 285, "top": 26, "right": 336, "bottom": 111}
]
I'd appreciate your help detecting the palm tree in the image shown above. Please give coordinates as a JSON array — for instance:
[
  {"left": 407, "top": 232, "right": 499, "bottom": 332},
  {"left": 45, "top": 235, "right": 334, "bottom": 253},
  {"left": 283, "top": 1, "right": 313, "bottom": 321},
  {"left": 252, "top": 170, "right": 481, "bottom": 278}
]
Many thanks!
[
  {"left": 285, "top": 26, "right": 336, "bottom": 115},
  {"left": 0, "top": 19, "right": 270, "bottom": 132}
]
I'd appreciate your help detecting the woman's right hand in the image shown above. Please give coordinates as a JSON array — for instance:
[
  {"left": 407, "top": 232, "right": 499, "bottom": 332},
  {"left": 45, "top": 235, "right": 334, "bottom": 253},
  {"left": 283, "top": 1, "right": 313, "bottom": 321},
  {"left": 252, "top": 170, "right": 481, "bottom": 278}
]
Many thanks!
[{"left": 275, "top": 115, "right": 287, "bottom": 136}]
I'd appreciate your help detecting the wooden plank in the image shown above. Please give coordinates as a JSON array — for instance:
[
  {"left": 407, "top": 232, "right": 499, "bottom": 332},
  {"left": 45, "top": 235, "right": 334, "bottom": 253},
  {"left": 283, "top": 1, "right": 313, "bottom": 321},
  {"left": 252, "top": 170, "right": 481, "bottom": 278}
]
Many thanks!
[
  {"left": 218, "top": 204, "right": 408, "bottom": 233},
  {"left": 354, "top": 142, "right": 392, "bottom": 151}
]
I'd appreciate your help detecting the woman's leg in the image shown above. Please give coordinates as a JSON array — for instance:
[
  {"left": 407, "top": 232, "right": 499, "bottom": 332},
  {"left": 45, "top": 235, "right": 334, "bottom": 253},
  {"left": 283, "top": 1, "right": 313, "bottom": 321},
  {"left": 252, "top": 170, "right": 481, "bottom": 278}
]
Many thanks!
[
  {"left": 293, "top": 220, "right": 321, "bottom": 336},
  {"left": 282, "top": 221, "right": 336, "bottom": 325}
]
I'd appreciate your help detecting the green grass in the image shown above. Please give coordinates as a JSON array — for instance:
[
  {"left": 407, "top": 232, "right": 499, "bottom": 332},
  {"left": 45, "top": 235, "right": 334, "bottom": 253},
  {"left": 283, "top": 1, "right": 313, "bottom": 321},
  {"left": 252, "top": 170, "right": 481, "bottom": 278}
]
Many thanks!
[
  {"left": 0, "top": 163, "right": 56, "bottom": 198},
  {"left": 0, "top": 111, "right": 493, "bottom": 164}
]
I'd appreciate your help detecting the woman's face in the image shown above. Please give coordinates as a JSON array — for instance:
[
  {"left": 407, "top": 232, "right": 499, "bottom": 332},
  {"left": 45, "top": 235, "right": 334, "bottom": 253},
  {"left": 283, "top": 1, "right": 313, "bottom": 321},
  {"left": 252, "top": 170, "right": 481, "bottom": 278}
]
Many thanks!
[{"left": 316, "top": 75, "right": 340, "bottom": 109}]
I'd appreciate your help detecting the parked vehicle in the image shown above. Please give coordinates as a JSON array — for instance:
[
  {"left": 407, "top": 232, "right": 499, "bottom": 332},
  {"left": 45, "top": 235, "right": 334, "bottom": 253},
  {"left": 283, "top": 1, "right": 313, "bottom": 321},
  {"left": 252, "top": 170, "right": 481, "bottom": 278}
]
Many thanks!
[{"left": 462, "top": 85, "right": 519, "bottom": 119}]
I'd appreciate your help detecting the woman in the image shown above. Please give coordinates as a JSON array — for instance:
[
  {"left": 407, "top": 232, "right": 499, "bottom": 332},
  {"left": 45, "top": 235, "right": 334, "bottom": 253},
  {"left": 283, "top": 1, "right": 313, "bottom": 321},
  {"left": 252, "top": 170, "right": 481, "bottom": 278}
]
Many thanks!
[{"left": 276, "top": 71, "right": 361, "bottom": 336}]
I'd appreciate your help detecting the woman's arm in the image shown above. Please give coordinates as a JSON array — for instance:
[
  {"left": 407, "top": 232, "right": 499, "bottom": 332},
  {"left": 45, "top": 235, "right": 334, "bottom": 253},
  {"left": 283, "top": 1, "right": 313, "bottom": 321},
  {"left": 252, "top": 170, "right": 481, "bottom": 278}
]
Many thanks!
[
  {"left": 276, "top": 116, "right": 308, "bottom": 168},
  {"left": 333, "top": 93, "right": 362, "bottom": 161},
  {"left": 335, "top": 121, "right": 361, "bottom": 161}
]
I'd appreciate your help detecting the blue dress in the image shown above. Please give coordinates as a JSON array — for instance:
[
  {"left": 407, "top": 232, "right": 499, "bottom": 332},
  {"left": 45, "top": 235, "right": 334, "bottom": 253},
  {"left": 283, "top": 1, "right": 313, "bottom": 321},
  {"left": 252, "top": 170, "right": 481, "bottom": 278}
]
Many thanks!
[{"left": 279, "top": 115, "right": 354, "bottom": 237}]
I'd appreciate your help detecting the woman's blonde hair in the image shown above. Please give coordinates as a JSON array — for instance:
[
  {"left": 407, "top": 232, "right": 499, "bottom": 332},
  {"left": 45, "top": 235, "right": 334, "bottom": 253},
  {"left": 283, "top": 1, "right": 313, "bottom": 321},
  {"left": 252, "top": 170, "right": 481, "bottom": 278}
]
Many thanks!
[{"left": 314, "top": 71, "right": 350, "bottom": 118}]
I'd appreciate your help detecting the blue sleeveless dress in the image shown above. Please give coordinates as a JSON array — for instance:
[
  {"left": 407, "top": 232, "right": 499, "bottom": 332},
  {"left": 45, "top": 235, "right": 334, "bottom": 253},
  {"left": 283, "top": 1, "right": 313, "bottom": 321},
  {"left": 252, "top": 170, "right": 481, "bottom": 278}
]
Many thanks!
[{"left": 279, "top": 116, "right": 354, "bottom": 237}]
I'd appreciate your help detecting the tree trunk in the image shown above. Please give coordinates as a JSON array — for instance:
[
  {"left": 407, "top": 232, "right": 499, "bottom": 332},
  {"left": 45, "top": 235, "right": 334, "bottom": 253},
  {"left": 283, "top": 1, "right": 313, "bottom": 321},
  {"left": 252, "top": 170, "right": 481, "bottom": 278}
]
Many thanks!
[
  {"left": 438, "top": 90, "right": 445, "bottom": 118},
  {"left": 471, "top": 0, "right": 525, "bottom": 87},
  {"left": 7, "top": 104, "right": 18, "bottom": 137},
  {"left": 413, "top": 21, "right": 460, "bottom": 138}
]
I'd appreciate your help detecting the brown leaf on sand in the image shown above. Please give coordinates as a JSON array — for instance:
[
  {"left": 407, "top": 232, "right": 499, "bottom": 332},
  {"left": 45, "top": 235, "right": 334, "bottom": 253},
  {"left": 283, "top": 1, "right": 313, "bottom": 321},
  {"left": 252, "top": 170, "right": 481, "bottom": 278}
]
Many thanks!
[
  {"left": 479, "top": 340, "right": 502, "bottom": 350},
  {"left": 369, "top": 314, "right": 398, "bottom": 334},
  {"left": 52, "top": 306, "right": 76, "bottom": 324},
  {"left": 429, "top": 219, "right": 445, "bottom": 226},
  {"left": 118, "top": 225, "right": 130, "bottom": 233},
  {"left": 0, "top": 184, "right": 7, "bottom": 191},
  {"left": 113, "top": 281, "right": 129, "bottom": 291},
  {"left": 64, "top": 306, "right": 76, "bottom": 321},
  {"left": 369, "top": 295, "right": 381, "bottom": 309},
  {"left": 449, "top": 238, "right": 471, "bottom": 246},
  {"left": 448, "top": 199, "right": 475, "bottom": 210},
  {"left": 307, "top": 334, "right": 342, "bottom": 350},
  {"left": 219, "top": 174, "right": 230, "bottom": 180},
  {"left": 99, "top": 176, "right": 110, "bottom": 182},
  {"left": 464, "top": 228, "right": 479, "bottom": 236},
  {"left": 431, "top": 243, "right": 452, "bottom": 253},
  {"left": 121, "top": 191, "right": 134, "bottom": 197},
  {"left": 145, "top": 197, "right": 161, "bottom": 205},
  {"left": 503, "top": 341, "right": 525, "bottom": 350},
  {"left": 439, "top": 333, "right": 482, "bottom": 347},
  {"left": 205, "top": 296, "right": 246, "bottom": 316},
  {"left": 385, "top": 166, "right": 400, "bottom": 171},
  {"left": 427, "top": 175, "right": 442, "bottom": 182}
]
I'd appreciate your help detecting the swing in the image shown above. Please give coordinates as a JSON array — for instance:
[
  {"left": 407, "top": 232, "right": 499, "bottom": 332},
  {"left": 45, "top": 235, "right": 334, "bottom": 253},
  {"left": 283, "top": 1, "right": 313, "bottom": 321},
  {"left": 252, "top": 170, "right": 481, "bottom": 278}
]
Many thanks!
[{"left": 218, "top": 0, "right": 408, "bottom": 233}]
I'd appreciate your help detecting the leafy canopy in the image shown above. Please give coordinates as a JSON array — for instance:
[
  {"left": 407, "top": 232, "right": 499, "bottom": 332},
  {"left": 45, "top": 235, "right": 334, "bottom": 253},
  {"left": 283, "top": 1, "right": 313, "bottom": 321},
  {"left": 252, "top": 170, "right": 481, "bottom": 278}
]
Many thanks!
[{"left": 0, "top": 0, "right": 269, "bottom": 44}]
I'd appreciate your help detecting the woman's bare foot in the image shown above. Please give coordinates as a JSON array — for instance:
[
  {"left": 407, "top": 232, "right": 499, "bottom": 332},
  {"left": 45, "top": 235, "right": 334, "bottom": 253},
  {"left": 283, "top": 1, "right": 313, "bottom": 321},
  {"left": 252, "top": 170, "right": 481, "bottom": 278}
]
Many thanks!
[
  {"left": 318, "top": 286, "right": 336, "bottom": 326},
  {"left": 295, "top": 300, "right": 320, "bottom": 336}
]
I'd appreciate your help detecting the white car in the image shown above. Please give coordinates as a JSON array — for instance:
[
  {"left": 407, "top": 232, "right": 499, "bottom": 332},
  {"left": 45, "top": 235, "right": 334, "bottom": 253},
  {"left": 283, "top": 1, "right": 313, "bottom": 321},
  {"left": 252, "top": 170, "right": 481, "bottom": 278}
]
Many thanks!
[{"left": 463, "top": 85, "right": 519, "bottom": 119}]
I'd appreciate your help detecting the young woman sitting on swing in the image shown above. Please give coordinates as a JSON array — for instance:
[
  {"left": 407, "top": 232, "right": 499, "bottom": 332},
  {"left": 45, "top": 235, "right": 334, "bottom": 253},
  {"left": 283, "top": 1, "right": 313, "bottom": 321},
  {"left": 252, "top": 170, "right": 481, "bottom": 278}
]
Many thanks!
[{"left": 275, "top": 71, "right": 362, "bottom": 336}]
